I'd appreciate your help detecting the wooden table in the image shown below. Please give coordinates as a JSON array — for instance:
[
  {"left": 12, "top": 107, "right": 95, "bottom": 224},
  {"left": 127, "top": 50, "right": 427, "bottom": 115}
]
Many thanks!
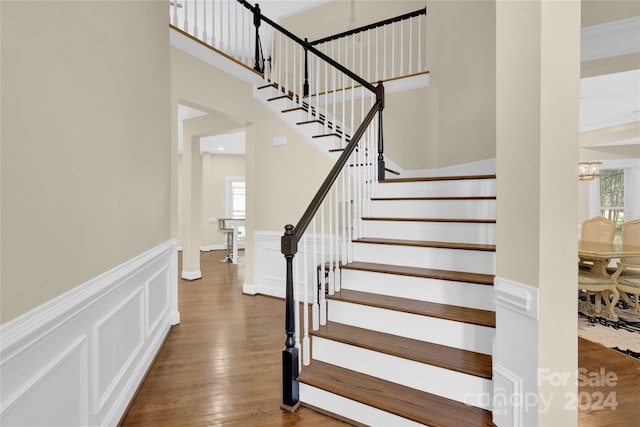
[{"left": 578, "top": 240, "right": 640, "bottom": 319}]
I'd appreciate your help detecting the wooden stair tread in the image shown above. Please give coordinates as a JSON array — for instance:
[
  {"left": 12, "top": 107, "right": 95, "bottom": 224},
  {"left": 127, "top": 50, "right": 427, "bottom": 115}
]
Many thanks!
[
  {"left": 342, "top": 261, "right": 494, "bottom": 285},
  {"left": 354, "top": 237, "right": 496, "bottom": 252},
  {"left": 313, "top": 322, "right": 492, "bottom": 379},
  {"left": 372, "top": 196, "right": 496, "bottom": 201},
  {"left": 313, "top": 133, "right": 344, "bottom": 139},
  {"left": 299, "top": 361, "right": 493, "bottom": 427},
  {"left": 328, "top": 289, "right": 495, "bottom": 328},
  {"left": 381, "top": 174, "right": 496, "bottom": 183},
  {"left": 362, "top": 217, "right": 496, "bottom": 223},
  {"left": 257, "top": 83, "right": 277, "bottom": 90},
  {"left": 267, "top": 94, "right": 292, "bottom": 102}
]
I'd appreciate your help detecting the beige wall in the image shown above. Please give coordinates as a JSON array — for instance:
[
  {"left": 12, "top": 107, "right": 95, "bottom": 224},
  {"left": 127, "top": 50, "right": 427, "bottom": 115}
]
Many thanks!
[
  {"left": 1, "top": 1, "right": 171, "bottom": 323},
  {"left": 171, "top": 48, "right": 332, "bottom": 285},
  {"left": 283, "top": 0, "right": 496, "bottom": 171}
]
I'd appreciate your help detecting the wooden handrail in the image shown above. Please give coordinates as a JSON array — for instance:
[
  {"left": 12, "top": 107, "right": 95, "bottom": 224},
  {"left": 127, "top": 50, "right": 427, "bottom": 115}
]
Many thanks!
[
  {"left": 236, "top": 0, "right": 376, "bottom": 94},
  {"left": 309, "top": 7, "right": 427, "bottom": 46}
]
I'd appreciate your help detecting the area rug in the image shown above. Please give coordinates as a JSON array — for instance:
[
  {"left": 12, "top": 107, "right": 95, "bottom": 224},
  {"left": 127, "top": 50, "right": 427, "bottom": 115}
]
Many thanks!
[{"left": 578, "top": 293, "right": 640, "bottom": 360}]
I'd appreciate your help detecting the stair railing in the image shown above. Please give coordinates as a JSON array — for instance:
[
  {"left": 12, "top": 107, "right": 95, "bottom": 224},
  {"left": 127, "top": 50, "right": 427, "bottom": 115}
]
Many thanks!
[
  {"left": 170, "top": 0, "right": 387, "bottom": 411},
  {"left": 233, "top": 0, "right": 387, "bottom": 411},
  {"left": 309, "top": 7, "right": 427, "bottom": 85}
]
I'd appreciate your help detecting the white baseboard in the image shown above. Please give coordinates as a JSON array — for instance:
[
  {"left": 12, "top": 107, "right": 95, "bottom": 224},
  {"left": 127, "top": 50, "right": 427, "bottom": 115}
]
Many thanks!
[
  {"left": 181, "top": 270, "right": 202, "bottom": 280},
  {"left": 200, "top": 244, "right": 226, "bottom": 252},
  {"left": 402, "top": 158, "right": 496, "bottom": 178},
  {"left": 0, "top": 240, "right": 178, "bottom": 427}
]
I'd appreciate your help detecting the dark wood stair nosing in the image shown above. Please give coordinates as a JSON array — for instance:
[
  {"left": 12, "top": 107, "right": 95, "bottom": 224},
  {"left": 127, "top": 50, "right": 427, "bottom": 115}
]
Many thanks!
[
  {"left": 298, "top": 360, "right": 494, "bottom": 427},
  {"left": 341, "top": 261, "right": 495, "bottom": 286},
  {"left": 372, "top": 196, "right": 497, "bottom": 201},
  {"left": 381, "top": 174, "right": 496, "bottom": 183},
  {"left": 328, "top": 289, "right": 496, "bottom": 328},
  {"left": 361, "top": 217, "right": 496, "bottom": 224},
  {"left": 353, "top": 237, "right": 496, "bottom": 252},
  {"left": 312, "top": 321, "right": 493, "bottom": 379}
]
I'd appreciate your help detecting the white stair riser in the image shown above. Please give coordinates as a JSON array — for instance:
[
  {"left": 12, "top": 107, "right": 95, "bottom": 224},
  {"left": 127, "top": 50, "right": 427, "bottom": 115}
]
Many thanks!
[
  {"left": 299, "top": 383, "right": 423, "bottom": 427},
  {"left": 341, "top": 269, "right": 495, "bottom": 311},
  {"left": 328, "top": 300, "right": 495, "bottom": 355},
  {"left": 376, "top": 179, "right": 496, "bottom": 198},
  {"left": 362, "top": 220, "right": 496, "bottom": 245},
  {"left": 352, "top": 242, "right": 496, "bottom": 275},
  {"left": 312, "top": 337, "right": 492, "bottom": 410},
  {"left": 370, "top": 199, "right": 496, "bottom": 219}
]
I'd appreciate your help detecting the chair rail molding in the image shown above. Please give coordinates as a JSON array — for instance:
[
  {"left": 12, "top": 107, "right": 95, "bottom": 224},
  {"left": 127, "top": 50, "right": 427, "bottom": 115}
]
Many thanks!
[{"left": 0, "top": 240, "right": 179, "bottom": 427}]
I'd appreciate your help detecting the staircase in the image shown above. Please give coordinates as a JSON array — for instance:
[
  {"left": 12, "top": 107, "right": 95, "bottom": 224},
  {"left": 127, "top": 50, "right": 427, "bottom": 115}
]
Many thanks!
[
  {"left": 252, "top": 42, "right": 496, "bottom": 427},
  {"left": 172, "top": 1, "right": 496, "bottom": 424},
  {"left": 294, "top": 175, "right": 497, "bottom": 426}
]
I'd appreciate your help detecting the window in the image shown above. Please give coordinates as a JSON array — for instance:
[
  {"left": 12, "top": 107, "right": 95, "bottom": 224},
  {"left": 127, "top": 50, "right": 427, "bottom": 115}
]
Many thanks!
[
  {"left": 599, "top": 169, "right": 624, "bottom": 232},
  {"left": 230, "top": 180, "right": 246, "bottom": 219}
]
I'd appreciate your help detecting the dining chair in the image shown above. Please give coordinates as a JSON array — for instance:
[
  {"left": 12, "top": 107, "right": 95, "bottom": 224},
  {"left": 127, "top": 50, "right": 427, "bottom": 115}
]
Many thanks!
[
  {"left": 578, "top": 216, "right": 617, "bottom": 319},
  {"left": 579, "top": 216, "right": 616, "bottom": 272},
  {"left": 612, "top": 219, "right": 640, "bottom": 312}
]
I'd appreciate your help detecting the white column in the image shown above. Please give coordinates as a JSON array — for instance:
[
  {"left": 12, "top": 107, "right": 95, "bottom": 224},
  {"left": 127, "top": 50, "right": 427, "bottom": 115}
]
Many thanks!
[
  {"left": 181, "top": 129, "right": 203, "bottom": 280},
  {"left": 495, "top": 1, "right": 580, "bottom": 426}
]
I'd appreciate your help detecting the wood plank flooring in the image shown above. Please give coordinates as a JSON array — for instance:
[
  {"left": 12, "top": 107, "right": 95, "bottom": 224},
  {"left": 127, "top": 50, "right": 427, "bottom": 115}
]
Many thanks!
[
  {"left": 120, "top": 251, "right": 348, "bottom": 426},
  {"left": 121, "top": 250, "right": 640, "bottom": 426}
]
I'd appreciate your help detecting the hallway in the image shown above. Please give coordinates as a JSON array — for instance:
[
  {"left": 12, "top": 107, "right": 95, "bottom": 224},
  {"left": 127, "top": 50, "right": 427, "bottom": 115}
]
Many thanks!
[{"left": 120, "top": 250, "right": 348, "bottom": 426}]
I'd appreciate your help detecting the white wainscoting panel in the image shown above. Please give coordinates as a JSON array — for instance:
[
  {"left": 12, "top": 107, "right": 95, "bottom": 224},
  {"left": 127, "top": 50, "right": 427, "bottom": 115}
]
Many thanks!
[
  {"left": 0, "top": 240, "right": 179, "bottom": 427},
  {"left": 246, "top": 230, "right": 339, "bottom": 299},
  {"left": 493, "top": 277, "right": 539, "bottom": 427}
]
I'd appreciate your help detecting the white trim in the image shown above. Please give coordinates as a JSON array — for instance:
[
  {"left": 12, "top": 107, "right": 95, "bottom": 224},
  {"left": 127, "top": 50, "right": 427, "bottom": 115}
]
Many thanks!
[
  {"left": 0, "top": 240, "right": 177, "bottom": 427},
  {"left": 200, "top": 244, "right": 227, "bottom": 251},
  {"left": 170, "top": 28, "right": 264, "bottom": 86},
  {"left": 493, "top": 364, "right": 524, "bottom": 427},
  {"left": 494, "top": 277, "right": 539, "bottom": 320},
  {"left": 402, "top": 158, "right": 496, "bottom": 178},
  {"left": 582, "top": 17, "right": 640, "bottom": 62},
  {"left": 181, "top": 270, "right": 202, "bottom": 280}
]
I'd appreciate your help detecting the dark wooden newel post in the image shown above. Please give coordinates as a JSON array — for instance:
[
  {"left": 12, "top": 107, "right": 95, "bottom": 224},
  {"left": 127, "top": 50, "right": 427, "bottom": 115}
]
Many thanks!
[
  {"left": 252, "top": 4, "right": 262, "bottom": 73},
  {"left": 281, "top": 224, "right": 299, "bottom": 411},
  {"left": 376, "top": 81, "right": 385, "bottom": 181},
  {"left": 303, "top": 38, "right": 310, "bottom": 96}
]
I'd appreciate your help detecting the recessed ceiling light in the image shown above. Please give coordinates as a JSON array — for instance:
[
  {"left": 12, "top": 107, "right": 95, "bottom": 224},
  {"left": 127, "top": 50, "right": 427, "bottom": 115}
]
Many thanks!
[{"left": 217, "top": 147, "right": 225, "bottom": 151}]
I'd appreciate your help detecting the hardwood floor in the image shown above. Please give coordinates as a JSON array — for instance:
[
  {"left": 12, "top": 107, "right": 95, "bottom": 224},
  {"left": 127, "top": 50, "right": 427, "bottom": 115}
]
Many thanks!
[
  {"left": 121, "top": 250, "right": 640, "bottom": 426},
  {"left": 120, "top": 251, "right": 348, "bottom": 426}
]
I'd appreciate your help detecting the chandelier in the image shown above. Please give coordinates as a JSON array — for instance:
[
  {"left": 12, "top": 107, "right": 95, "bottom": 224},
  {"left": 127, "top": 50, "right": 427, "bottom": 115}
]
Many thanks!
[{"left": 578, "top": 162, "right": 602, "bottom": 181}]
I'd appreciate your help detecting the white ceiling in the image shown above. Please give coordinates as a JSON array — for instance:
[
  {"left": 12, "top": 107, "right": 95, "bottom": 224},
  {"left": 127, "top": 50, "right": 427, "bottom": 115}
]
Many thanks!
[{"left": 580, "top": 69, "right": 640, "bottom": 133}]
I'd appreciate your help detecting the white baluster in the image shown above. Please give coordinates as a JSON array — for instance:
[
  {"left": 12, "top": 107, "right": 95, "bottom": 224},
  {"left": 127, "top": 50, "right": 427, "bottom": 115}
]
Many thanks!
[
  {"left": 172, "top": 0, "right": 178, "bottom": 26},
  {"left": 367, "top": 30, "right": 371, "bottom": 83},
  {"left": 183, "top": 0, "right": 189, "bottom": 32},
  {"left": 375, "top": 27, "right": 379, "bottom": 82},
  {"left": 418, "top": 15, "right": 423, "bottom": 71},
  {"left": 226, "top": 0, "right": 231, "bottom": 52},
  {"left": 285, "top": 37, "right": 289, "bottom": 95},
  {"left": 323, "top": 58, "right": 328, "bottom": 134},
  {"left": 383, "top": 25, "right": 387, "bottom": 80},
  {"left": 328, "top": 187, "right": 334, "bottom": 296},
  {"left": 320, "top": 200, "right": 326, "bottom": 326},
  {"left": 400, "top": 20, "right": 404, "bottom": 76},
  {"left": 202, "top": 0, "right": 207, "bottom": 43},
  {"left": 211, "top": 1, "right": 217, "bottom": 47},
  {"left": 341, "top": 43, "right": 346, "bottom": 149},
  {"left": 278, "top": 32, "right": 282, "bottom": 90},
  {"left": 334, "top": 172, "right": 340, "bottom": 292},
  {"left": 294, "top": 252, "right": 301, "bottom": 373},
  {"left": 193, "top": 0, "right": 198, "bottom": 38},
  {"left": 302, "top": 231, "right": 310, "bottom": 366},
  {"left": 391, "top": 22, "right": 395, "bottom": 79},
  {"left": 409, "top": 18, "right": 413, "bottom": 75},
  {"left": 312, "top": 217, "right": 319, "bottom": 331},
  {"left": 315, "top": 52, "right": 320, "bottom": 123},
  {"left": 332, "top": 41, "right": 336, "bottom": 139},
  {"left": 234, "top": 1, "right": 239, "bottom": 57}
]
